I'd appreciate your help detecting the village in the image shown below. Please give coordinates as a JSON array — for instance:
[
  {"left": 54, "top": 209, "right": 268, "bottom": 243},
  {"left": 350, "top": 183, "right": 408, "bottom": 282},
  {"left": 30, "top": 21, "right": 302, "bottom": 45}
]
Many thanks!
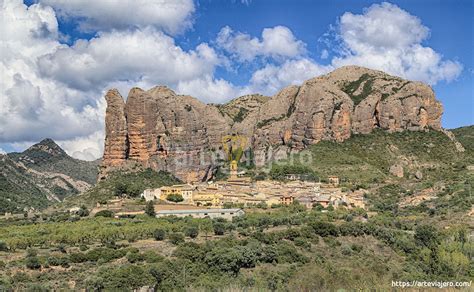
[{"left": 129, "top": 171, "right": 367, "bottom": 219}]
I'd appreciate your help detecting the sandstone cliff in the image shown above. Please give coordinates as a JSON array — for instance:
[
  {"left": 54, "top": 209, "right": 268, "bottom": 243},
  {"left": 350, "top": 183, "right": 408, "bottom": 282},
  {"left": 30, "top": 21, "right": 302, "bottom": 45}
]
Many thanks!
[{"left": 100, "top": 66, "right": 443, "bottom": 182}]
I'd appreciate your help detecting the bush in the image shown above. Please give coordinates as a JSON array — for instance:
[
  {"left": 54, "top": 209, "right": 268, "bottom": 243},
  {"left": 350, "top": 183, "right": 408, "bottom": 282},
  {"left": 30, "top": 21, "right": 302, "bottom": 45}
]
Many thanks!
[
  {"left": 126, "top": 251, "right": 144, "bottom": 263},
  {"left": 311, "top": 221, "right": 339, "bottom": 237},
  {"left": 168, "top": 232, "right": 185, "bottom": 245},
  {"left": 154, "top": 229, "right": 166, "bottom": 241},
  {"left": 166, "top": 193, "right": 184, "bottom": 203},
  {"left": 47, "top": 255, "right": 70, "bottom": 268},
  {"left": 184, "top": 226, "right": 199, "bottom": 238},
  {"left": 25, "top": 249, "right": 41, "bottom": 270},
  {"left": 415, "top": 225, "right": 440, "bottom": 250},
  {"left": 145, "top": 201, "right": 156, "bottom": 217},
  {"left": 77, "top": 205, "right": 90, "bottom": 217},
  {"left": 213, "top": 222, "right": 226, "bottom": 235},
  {"left": 0, "top": 241, "right": 8, "bottom": 252},
  {"left": 95, "top": 210, "right": 114, "bottom": 218}
]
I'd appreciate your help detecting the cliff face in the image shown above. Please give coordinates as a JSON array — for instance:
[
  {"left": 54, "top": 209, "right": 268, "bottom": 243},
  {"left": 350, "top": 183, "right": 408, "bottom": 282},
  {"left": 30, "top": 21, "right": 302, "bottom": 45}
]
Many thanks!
[{"left": 100, "top": 66, "right": 443, "bottom": 181}]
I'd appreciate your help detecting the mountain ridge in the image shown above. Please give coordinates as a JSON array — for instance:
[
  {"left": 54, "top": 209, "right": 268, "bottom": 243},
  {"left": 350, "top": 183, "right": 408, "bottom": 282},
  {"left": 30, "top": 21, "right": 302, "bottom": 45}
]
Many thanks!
[
  {"left": 0, "top": 139, "right": 99, "bottom": 213},
  {"left": 100, "top": 65, "right": 446, "bottom": 182}
]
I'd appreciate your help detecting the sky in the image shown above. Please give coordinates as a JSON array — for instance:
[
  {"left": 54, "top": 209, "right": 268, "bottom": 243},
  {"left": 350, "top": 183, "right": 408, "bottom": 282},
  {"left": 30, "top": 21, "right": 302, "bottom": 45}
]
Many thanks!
[{"left": 0, "top": 0, "right": 472, "bottom": 160}]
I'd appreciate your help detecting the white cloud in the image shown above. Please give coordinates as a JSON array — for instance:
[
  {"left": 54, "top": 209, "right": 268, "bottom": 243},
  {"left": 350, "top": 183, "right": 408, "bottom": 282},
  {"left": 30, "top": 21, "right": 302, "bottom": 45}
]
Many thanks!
[
  {"left": 0, "top": 148, "right": 6, "bottom": 155},
  {"left": 332, "top": 2, "right": 462, "bottom": 84},
  {"left": 38, "top": 28, "right": 221, "bottom": 91},
  {"left": 58, "top": 130, "right": 104, "bottom": 161},
  {"left": 176, "top": 75, "right": 249, "bottom": 103},
  {"left": 217, "top": 25, "right": 306, "bottom": 61},
  {"left": 0, "top": 0, "right": 227, "bottom": 160},
  {"left": 249, "top": 59, "right": 332, "bottom": 95},
  {"left": 0, "top": 0, "right": 105, "bottom": 144},
  {"left": 39, "top": 0, "right": 195, "bottom": 35}
]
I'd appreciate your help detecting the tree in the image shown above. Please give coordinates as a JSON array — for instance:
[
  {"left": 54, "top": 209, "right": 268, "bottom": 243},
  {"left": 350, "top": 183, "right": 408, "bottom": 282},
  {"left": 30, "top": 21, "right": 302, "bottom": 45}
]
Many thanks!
[
  {"left": 213, "top": 222, "right": 226, "bottom": 235},
  {"left": 415, "top": 225, "right": 440, "bottom": 250},
  {"left": 153, "top": 229, "right": 166, "bottom": 241},
  {"left": 95, "top": 210, "right": 114, "bottom": 218},
  {"left": 77, "top": 205, "right": 89, "bottom": 217},
  {"left": 184, "top": 226, "right": 199, "bottom": 239},
  {"left": 166, "top": 193, "right": 184, "bottom": 203},
  {"left": 145, "top": 201, "right": 156, "bottom": 217},
  {"left": 168, "top": 233, "right": 185, "bottom": 245},
  {"left": 25, "top": 249, "right": 41, "bottom": 270},
  {"left": 200, "top": 221, "right": 213, "bottom": 240},
  {"left": 0, "top": 241, "right": 8, "bottom": 252}
]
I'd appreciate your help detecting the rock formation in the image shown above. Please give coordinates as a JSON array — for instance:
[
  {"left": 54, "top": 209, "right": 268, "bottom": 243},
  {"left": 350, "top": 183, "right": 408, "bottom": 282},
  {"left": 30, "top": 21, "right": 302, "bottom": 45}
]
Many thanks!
[{"left": 100, "top": 66, "right": 444, "bottom": 182}]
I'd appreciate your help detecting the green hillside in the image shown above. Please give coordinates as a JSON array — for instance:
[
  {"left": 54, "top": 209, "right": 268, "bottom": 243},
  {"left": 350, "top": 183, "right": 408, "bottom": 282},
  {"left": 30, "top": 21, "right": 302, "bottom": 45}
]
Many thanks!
[
  {"left": 8, "top": 138, "right": 99, "bottom": 185},
  {"left": 0, "top": 139, "right": 99, "bottom": 214},
  {"left": 62, "top": 169, "right": 182, "bottom": 208}
]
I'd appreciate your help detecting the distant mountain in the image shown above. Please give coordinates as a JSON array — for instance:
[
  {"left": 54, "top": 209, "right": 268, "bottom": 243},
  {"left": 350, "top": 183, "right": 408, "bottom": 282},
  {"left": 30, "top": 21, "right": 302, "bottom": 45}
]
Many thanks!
[{"left": 0, "top": 139, "right": 99, "bottom": 213}]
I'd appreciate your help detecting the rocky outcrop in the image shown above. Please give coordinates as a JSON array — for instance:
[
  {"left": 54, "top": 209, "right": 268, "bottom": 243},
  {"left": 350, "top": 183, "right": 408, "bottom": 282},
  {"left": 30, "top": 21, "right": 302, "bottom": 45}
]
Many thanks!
[
  {"left": 100, "top": 66, "right": 444, "bottom": 182},
  {"left": 103, "top": 89, "right": 128, "bottom": 166}
]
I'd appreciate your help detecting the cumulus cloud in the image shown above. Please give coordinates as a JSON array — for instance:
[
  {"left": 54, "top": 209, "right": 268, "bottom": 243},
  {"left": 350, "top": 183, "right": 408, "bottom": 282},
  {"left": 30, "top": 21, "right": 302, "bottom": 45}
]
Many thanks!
[
  {"left": 331, "top": 2, "right": 462, "bottom": 84},
  {"left": 39, "top": 0, "right": 195, "bottom": 35},
  {"left": 176, "top": 75, "right": 249, "bottom": 103},
  {"left": 0, "top": 0, "right": 105, "bottom": 146},
  {"left": 217, "top": 25, "right": 306, "bottom": 61},
  {"left": 58, "top": 130, "right": 104, "bottom": 161},
  {"left": 0, "top": 0, "right": 224, "bottom": 160},
  {"left": 249, "top": 59, "right": 332, "bottom": 95},
  {"left": 38, "top": 28, "right": 221, "bottom": 91}
]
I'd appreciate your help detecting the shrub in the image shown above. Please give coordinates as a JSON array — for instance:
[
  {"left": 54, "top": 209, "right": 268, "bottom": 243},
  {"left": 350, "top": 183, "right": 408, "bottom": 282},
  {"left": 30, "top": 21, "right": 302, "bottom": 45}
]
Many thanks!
[
  {"left": 154, "top": 229, "right": 166, "bottom": 241},
  {"left": 47, "top": 255, "right": 70, "bottom": 268},
  {"left": 168, "top": 232, "right": 185, "bottom": 245},
  {"left": 145, "top": 201, "right": 156, "bottom": 217},
  {"left": 415, "top": 225, "right": 441, "bottom": 250},
  {"left": 311, "top": 221, "right": 339, "bottom": 237},
  {"left": 77, "top": 205, "right": 90, "bottom": 217},
  {"left": 126, "top": 251, "right": 144, "bottom": 263},
  {"left": 213, "top": 222, "right": 226, "bottom": 235},
  {"left": 166, "top": 193, "right": 184, "bottom": 203},
  {"left": 25, "top": 249, "right": 41, "bottom": 270},
  {"left": 184, "top": 226, "right": 199, "bottom": 238},
  {"left": 0, "top": 241, "right": 8, "bottom": 252},
  {"left": 95, "top": 210, "right": 114, "bottom": 218}
]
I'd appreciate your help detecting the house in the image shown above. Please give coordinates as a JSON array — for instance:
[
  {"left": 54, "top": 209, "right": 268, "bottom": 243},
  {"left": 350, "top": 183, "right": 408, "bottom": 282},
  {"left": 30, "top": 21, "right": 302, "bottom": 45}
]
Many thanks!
[
  {"left": 313, "top": 195, "right": 331, "bottom": 208},
  {"left": 280, "top": 195, "right": 295, "bottom": 205},
  {"left": 328, "top": 176, "right": 340, "bottom": 187},
  {"left": 155, "top": 208, "right": 245, "bottom": 219},
  {"left": 141, "top": 188, "right": 161, "bottom": 201},
  {"left": 193, "top": 192, "right": 223, "bottom": 206},
  {"left": 297, "top": 196, "right": 316, "bottom": 209}
]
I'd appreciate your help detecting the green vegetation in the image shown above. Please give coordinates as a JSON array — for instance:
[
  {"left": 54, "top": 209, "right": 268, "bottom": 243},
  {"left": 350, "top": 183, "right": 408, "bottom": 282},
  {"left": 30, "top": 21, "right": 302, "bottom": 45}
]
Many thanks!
[
  {"left": 0, "top": 128, "right": 472, "bottom": 290},
  {"left": 166, "top": 193, "right": 184, "bottom": 203},
  {"left": 233, "top": 107, "right": 249, "bottom": 123},
  {"left": 341, "top": 73, "right": 375, "bottom": 105},
  {"left": 0, "top": 204, "right": 471, "bottom": 290},
  {"left": 256, "top": 114, "right": 286, "bottom": 128},
  {"left": 0, "top": 139, "right": 98, "bottom": 213},
  {"left": 144, "top": 201, "right": 156, "bottom": 217},
  {"left": 269, "top": 164, "right": 318, "bottom": 181},
  {"left": 64, "top": 169, "right": 181, "bottom": 207}
]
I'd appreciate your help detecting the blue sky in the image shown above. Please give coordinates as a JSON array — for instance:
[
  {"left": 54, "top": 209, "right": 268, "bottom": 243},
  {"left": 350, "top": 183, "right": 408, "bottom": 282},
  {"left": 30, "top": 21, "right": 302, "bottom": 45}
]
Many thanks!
[{"left": 1, "top": 0, "right": 472, "bottom": 159}]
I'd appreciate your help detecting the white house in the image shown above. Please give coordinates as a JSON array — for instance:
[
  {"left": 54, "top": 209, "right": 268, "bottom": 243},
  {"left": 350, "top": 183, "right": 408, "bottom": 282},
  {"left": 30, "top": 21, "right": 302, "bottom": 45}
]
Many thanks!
[{"left": 141, "top": 188, "right": 161, "bottom": 201}]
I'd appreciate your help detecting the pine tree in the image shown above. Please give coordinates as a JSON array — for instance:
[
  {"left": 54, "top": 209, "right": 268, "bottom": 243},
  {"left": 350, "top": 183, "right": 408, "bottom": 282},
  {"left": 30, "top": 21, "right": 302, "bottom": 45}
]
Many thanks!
[{"left": 145, "top": 201, "right": 156, "bottom": 217}]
